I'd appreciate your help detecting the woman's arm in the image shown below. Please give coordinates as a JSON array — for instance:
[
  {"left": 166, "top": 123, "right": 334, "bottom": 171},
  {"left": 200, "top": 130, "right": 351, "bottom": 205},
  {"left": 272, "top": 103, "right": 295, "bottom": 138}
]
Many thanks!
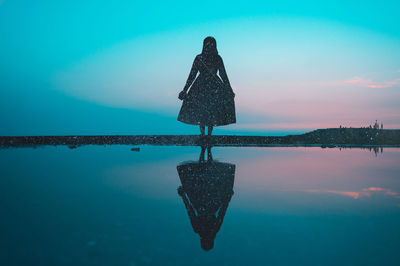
[
  {"left": 218, "top": 56, "right": 230, "bottom": 85},
  {"left": 178, "top": 186, "right": 197, "bottom": 220},
  {"left": 183, "top": 56, "right": 199, "bottom": 93},
  {"left": 178, "top": 186, "right": 199, "bottom": 232},
  {"left": 215, "top": 191, "right": 234, "bottom": 232},
  {"left": 218, "top": 56, "right": 235, "bottom": 97}
]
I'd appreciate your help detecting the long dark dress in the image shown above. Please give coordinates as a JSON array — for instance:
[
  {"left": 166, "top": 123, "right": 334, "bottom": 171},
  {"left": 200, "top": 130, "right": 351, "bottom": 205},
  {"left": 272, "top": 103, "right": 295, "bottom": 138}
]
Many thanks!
[
  {"left": 177, "top": 54, "right": 236, "bottom": 126},
  {"left": 177, "top": 158, "right": 235, "bottom": 250}
]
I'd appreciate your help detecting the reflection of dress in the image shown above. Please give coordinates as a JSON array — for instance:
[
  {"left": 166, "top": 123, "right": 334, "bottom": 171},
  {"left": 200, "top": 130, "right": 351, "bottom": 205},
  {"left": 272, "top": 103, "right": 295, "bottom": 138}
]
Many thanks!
[
  {"left": 177, "top": 157, "right": 235, "bottom": 251},
  {"left": 177, "top": 54, "right": 236, "bottom": 126}
]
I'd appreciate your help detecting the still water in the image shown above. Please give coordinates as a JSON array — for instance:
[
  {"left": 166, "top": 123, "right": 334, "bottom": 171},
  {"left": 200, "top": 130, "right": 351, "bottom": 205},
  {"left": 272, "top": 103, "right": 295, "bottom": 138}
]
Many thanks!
[{"left": 1, "top": 145, "right": 399, "bottom": 265}]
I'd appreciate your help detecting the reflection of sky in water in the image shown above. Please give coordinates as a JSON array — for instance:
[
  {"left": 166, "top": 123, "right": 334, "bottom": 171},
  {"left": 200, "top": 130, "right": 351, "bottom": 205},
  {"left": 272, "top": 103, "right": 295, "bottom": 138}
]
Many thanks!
[{"left": 1, "top": 146, "right": 400, "bottom": 265}]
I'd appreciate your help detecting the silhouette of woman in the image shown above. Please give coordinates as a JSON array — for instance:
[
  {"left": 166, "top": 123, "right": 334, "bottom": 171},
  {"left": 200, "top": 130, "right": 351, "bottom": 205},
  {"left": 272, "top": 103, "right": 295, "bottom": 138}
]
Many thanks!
[
  {"left": 177, "top": 145, "right": 235, "bottom": 251},
  {"left": 178, "top": 37, "right": 236, "bottom": 136}
]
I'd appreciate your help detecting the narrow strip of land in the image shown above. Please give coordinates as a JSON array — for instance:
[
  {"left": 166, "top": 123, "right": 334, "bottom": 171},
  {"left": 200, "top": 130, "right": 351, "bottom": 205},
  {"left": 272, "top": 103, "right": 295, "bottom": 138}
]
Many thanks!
[{"left": 1, "top": 128, "right": 400, "bottom": 148}]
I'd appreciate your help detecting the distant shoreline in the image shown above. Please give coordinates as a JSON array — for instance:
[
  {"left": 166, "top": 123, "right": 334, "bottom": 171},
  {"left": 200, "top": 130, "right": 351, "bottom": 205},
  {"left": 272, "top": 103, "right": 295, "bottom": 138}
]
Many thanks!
[{"left": 1, "top": 128, "right": 400, "bottom": 148}]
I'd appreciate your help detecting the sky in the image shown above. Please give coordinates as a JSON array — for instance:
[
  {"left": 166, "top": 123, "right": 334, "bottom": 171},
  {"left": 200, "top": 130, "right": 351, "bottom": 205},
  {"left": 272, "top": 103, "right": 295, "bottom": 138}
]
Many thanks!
[{"left": 0, "top": 0, "right": 400, "bottom": 136}]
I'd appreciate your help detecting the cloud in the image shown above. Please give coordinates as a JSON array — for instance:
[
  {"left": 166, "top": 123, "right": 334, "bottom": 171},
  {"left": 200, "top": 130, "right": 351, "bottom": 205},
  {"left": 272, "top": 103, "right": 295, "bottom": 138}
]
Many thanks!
[
  {"left": 297, "top": 75, "right": 400, "bottom": 95},
  {"left": 314, "top": 76, "right": 400, "bottom": 89},
  {"left": 340, "top": 76, "right": 400, "bottom": 88},
  {"left": 342, "top": 76, "right": 371, "bottom": 85},
  {"left": 304, "top": 187, "right": 400, "bottom": 200},
  {"left": 366, "top": 79, "right": 400, "bottom": 88},
  {"left": 234, "top": 122, "right": 338, "bottom": 130}
]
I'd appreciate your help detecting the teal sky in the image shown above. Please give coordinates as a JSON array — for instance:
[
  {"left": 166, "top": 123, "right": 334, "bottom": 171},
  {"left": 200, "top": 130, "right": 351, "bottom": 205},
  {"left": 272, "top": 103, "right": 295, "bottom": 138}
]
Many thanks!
[{"left": 1, "top": 0, "right": 399, "bottom": 136}]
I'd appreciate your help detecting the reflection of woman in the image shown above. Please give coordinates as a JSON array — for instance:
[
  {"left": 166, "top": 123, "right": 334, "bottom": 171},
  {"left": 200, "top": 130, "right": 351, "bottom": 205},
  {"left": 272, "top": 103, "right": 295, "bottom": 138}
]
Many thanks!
[
  {"left": 177, "top": 37, "right": 236, "bottom": 136},
  {"left": 177, "top": 146, "right": 235, "bottom": 251}
]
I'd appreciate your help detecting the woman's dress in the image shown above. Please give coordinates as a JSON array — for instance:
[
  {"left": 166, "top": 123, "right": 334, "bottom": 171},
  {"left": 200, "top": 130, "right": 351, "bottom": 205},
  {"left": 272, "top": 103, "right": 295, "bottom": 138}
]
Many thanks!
[{"left": 177, "top": 54, "right": 236, "bottom": 126}]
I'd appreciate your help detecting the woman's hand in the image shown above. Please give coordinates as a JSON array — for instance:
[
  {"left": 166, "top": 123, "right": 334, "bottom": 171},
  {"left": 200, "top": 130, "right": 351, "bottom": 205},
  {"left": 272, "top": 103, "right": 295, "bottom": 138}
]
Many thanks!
[{"left": 178, "top": 90, "right": 187, "bottom": 100}]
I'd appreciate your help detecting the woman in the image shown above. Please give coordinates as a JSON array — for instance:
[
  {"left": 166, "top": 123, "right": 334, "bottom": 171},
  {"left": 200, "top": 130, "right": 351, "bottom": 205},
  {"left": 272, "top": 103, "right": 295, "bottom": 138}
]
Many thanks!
[{"left": 177, "top": 37, "right": 236, "bottom": 136}]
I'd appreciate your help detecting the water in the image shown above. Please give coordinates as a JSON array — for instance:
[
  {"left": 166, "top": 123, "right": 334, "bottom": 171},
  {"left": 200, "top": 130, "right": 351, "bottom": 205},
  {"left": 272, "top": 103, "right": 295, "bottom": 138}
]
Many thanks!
[{"left": 1, "top": 145, "right": 399, "bottom": 265}]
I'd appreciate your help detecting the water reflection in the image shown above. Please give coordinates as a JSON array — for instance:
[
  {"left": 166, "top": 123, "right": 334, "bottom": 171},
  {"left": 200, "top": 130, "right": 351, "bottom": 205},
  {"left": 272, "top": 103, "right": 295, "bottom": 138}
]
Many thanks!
[
  {"left": 338, "top": 146, "right": 384, "bottom": 156},
  {"left": 177, "top": 145, "right": 235, "bottom": 251}
]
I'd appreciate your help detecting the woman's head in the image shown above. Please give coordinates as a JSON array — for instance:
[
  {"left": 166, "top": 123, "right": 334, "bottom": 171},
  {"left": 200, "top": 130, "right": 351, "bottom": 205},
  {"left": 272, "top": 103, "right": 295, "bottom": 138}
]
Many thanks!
[
  {"left": 202, "top": 36, "right": 218, "bottom": 55},
  {"left": 200, "top": 237, "right": 214, "bottom": 251}
]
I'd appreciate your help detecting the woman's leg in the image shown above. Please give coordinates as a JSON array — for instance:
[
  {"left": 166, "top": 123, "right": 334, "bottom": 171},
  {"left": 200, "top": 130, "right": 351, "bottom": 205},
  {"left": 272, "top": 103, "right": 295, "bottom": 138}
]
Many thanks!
[
  {"left": 206, "top": 145, "right": 213, "bottom": 161},
  {"left": 208, "top": 126, "right": 213, "bottom": 136},
  {"left": 199, "top": 145, "right": 206, "bottom": 162},
  {"left": 200, "top": 124, "right": 205, "bottom": 136}
]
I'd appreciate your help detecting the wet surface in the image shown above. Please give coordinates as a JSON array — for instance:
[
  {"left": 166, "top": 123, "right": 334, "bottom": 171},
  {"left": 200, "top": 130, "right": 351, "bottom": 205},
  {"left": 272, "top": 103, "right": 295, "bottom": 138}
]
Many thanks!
[{"left": 1, "top": 145, "right": 400, "bottom": 265}]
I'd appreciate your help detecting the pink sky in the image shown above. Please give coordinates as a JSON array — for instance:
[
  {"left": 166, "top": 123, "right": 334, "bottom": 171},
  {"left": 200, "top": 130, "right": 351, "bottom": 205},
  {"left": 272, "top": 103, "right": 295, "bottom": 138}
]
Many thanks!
[
  {"left": 104, "top": 147, "right": 400, "bottom": 210},
  {"left": 55, "top": 18, "right": 400, "bottom": 131}
]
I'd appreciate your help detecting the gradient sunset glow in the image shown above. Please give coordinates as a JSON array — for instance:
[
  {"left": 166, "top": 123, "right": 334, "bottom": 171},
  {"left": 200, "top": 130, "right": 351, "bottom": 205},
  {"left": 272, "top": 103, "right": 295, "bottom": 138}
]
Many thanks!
[
  {"left": 1, "top": 1, "right": 399, "bottom": 135},
  {"left": 101, "top": 146, "right": 400, "bottom": 211}
]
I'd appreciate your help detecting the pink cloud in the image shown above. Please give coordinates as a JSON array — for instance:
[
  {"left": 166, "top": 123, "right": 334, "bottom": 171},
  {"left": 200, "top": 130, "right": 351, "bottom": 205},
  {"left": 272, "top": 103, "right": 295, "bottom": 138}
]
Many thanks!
[
  {"left": 340, "top": 77, "right": 400, "bottom": 88},
  {"left": 363, "top": 187, "right": 400, "bottom": 198},
  {"left": 366, "top": 79, "right": 400, "bottom": 88},
  {"left": 304, "top": 187, "right": 400, "bottom": 199},
  {"left": 343, "top": 76, "right": 371, "bottom": 85},
  {"left": 306, "top": 189, "right": 364, "bottom": 199},
  {"left": 364, "top": 187, "right": 384, "bottom": 192},
  {"left": 312, "top": 76, "right": 400, "bottom": 89},
  {"left": 234, "top": 122, "right": 339, "bottom": 130}
]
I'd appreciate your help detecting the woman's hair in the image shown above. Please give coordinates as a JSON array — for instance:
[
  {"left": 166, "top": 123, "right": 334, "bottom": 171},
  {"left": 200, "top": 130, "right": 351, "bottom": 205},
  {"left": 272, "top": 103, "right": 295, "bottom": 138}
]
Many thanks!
[
  {"left": 200, "top": 237, "right": 214, "bottom": 251},
  {"left": 202, "top": 36, "right": 218, "bottom": 55}
]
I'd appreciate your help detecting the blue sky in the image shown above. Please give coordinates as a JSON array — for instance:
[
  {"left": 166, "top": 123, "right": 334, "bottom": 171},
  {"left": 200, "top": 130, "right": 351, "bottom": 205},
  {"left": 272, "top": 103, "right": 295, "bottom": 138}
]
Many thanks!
[{"left": 1, "top": 0, "right": 399, "bottom": 135}]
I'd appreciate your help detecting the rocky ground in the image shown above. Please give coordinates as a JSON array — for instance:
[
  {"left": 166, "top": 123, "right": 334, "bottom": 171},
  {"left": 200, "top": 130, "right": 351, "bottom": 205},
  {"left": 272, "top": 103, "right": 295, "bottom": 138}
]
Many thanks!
[{"left": 0, "top": 128, "right": 399, "bottom": 148}]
